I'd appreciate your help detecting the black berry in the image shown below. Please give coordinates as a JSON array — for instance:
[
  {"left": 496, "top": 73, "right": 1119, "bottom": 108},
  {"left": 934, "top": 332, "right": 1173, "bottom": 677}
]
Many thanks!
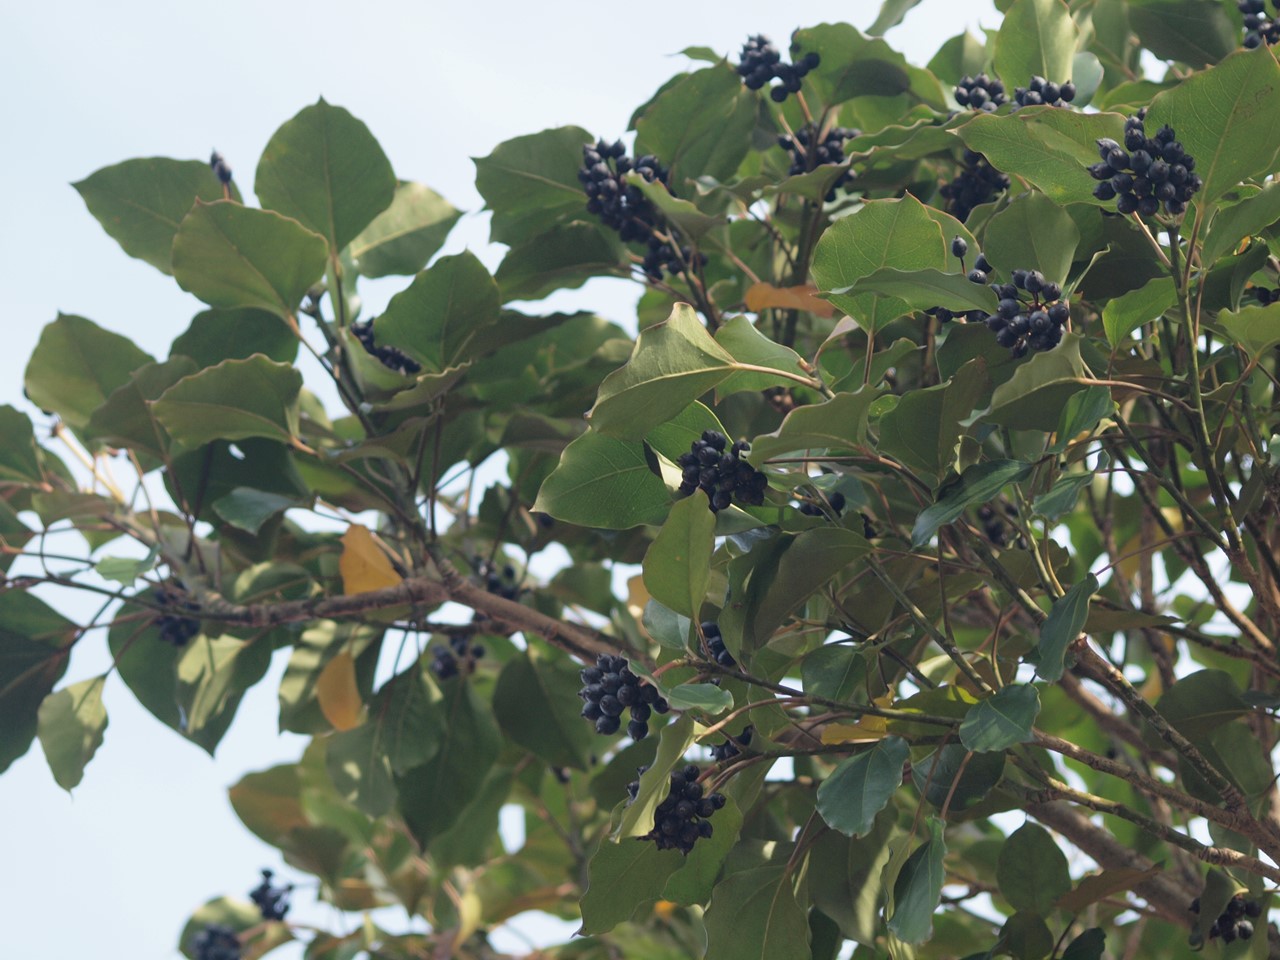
[
  {"left": 776, "top": 125, "right": 859, "bottom": 200},
  {"left": 430, "top": 630, "right": 484, "bottom": 680},
  {"left": 350, "top": 319, "right": 422, "bottom": 376},
  {"left": 798, "top": 490, "right": 845, "bottom": 517},
  {"left": 1012, "top": 75, "right": 1076, "bottom": 110},
  {"left": 954, "top": 74, "right": 1007, "bottom": 112},
  {"left": 701, "top": 621, "right": 737, "bottom": 667},
  {"left": 939, "top": 150, "right": 1010, "bottom": 222},
  {"left": 193, "top": 924, "right": 241, "bottom": 960},
  {"left": 152, "top": 583, "right": 201, "bottom": 647},
  {"left": 677, "top": 431, "right": 768, "bottom": 512},
  {"left": 248, "top": 869, "right": 292, "bottom": 921},
  {"left": 709, "top": 725, "right": 754, "bottom": 762},
  {"left": 209, "top": 150, "right": 233, "bottom": 185},
  {"left": 579, "top": 654, "right": 667, "bottom": 740},
  {"left": 736, "top": 34, "right": 820, "bottom": 102},
  {"left": 1092, "top": 111, "right": 1200, "bottom": 217},
  {"left": 646, "top": 764, "right": 724, "bottom": 853}
]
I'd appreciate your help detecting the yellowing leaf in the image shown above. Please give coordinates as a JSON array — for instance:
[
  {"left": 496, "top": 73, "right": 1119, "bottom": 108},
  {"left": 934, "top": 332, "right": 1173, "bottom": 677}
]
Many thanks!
[
  {"left": 339, "top": 523, "right": 403, "bottom": 594},
  {"left": 745, "top": 282, "right": 835, "bottom": 318},
  {"left": 316, "top": 652, "right": 364, "bottom": 731},
  {"left": 822, "top": 696, "right": 894, "bottom": 743}
]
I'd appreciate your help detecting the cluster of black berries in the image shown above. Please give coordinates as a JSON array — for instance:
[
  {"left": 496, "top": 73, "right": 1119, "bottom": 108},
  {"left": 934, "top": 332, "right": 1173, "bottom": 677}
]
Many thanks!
[
  {"left": 736, "top": 35, "right": 820, "bottom": 102},
  {"left": 677, "top": 431, "right": 769, "bottom": 512},
  {"left": 350, "top": 319, "right": 421, "bottom": 376},
  {"left": 700, "top": 621, "right": 737, "bottom": 668},
  {"left": 430, "top": 632, "right": 484, "bottom": 680},
  {"left": 926, "top": 240, "right": 994, "bottom": 325},
  {"left": 648, "top": 764, "right": 725, "bottom": 853},
  {"left": 579, "top": 139, "right": 700, "bottom": 281},
  {"left": 976, "top": 503, "right": 1026, "bottom": 548},
  {"left": 1240, "top": 0, "right": 1280, "bottom": 47},
  {"left": 193, "top": 924, "right": 241, "bottom": 960},
  {"left": 152, "top": 583, "right": 201, "bottom": 647},
  {"left": 209, "top": 151, "right": 233, "bottom": 185},
  {"left": 1012, "top": 76, "right": 1076, "bottom": 110},
  {"left": 964, "top": 256, "right": 1068, "bottom": 357},
  {"left": 1192, "top": 894, "right": 1261, "bottom": 943},
  {"left": 1089, "top": 112, "right": 1201, "bottom": 217},
  {"left": 798, "top": 490, "right": 846, "bottom": 517},
  {"left": 248, "top": 869, "right": 292, "bottom": 921},
  {"left": 476, "top": 559, "right": 520, "bottom": 601},
  {"left": 709, "top": 726, "right": 754, "bottom": 762},
  {"left": 940, "top": 150, "right": 1010, "bottom": 222},
  {"left": 1249, "top": 286, "right": 1280, "bottom": 304},
  {"left": 954, "top": 74, "right": 1007, "bottom": 112},
  {"left": 579, "top": 654, "right": 668, "bottom": 739},
  {"left": 777, "top": 126, "right": 859, "bottom": 200}
]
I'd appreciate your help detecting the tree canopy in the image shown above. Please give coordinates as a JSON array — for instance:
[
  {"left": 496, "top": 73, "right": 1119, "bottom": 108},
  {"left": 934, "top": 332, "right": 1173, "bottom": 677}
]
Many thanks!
[{"left": 7, "top": 2, "right": 1280, "bottom": 959}]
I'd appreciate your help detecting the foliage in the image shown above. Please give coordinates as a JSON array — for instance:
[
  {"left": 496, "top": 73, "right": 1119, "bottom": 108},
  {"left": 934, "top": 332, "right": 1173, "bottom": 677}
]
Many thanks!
[{"left": 8, "top": 3, "right": 1280, "bottom": 959}]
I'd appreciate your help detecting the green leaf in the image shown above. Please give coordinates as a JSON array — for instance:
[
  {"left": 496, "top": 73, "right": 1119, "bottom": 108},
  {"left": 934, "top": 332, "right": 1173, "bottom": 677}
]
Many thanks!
[
  {"left": 982, "top": 333, "right": 1088, "bottom": 430},
  {"left": 85, "top": 357, "right": 199, "bottom": 460},
  {"left": 324, "top": 723, "right": 396, "bottom": 818},
  {"left": 642, "top": 494, "right": 715, "bottom": 619},
  {"left": 36, "top": 675, "right": 107, "bottom": 791},
  {"left": 663, "top": 793, "right": 744, "bottom": 905},
  {"left": 1219, "top": 302, "right": 1280, "bottom": 359},
  {"left": 956, "top": 110, "right": 1125, "bottom": 206},
  {"left": 868, "top": 0, "right": 925, "bottom": 35},
  {"left": 1156, "top": 669, "right": 1251, "bottom": 739},
  {"left": 747, "top": 388, "right": 880, "bottom": 465},
  {"left": 349, "top": 180, "right": 461, "bottom": 278},
  {"left": 177, "top": 634, "right": 273, "bottom": 754},
  {"left": 912, "top": 744, "right": 1006, "bottom": 811},
  {"left": 72, "top": 157, "right": 238, "bottom": 274},
  {"left": 1127, "top": 0, "right": 1238, "bottom": 68},
  {"left": 1061, "top": 929, "right": 1106, "bottom": 960},
  {"left": 1070, "top": 52, "right": 1105, "bottom": 107},
  {"left": 1036, "top": 574, "right": 1097, "bottom": 681},
  {"left": 982, "top": 192, "right": 1080, "bottom": 286},
  {"left": 960, "top": 684, "right": 1041, "bottom": 752},
  {"left": 254, "top": 99, "right": 396, "bottom": 253},
  {"left": 493, "top": 652, "right": 594, "bottom": 769},
  {"left": 912, "top": 459, "right": 1033, "bottom": 547},
  {"left": 474, "top": 125, "right": 594, "bottom": 245},
  {"left": 888, "top": 817, "right": 947, "bottom": 944},
  {"left": 997, "top": 823, "right": 1072, "bottom": 914},
  {"left": 812, "top": 196, "right": 949, "bottom": 334},
  {"left": 809, "top": 808, "right": 897, "bottom": 945},
  {"left": 642, "top": 601, "right": 692, "bottom": 651},
  {"left": 844, "top": 267, "right": 999, "bottom": 315},
  {"left": 494, "top": 223, "right": 626, "bottom": 302},
  {"left": 1203, "top": 182, "right": 1280, "bottom": 265},
  {"left": 618, "top": 715, "right": 696, "bottom": 840},
  {"left": 1031, "top": 472, "right": 1092, "bottom": 522},
  {"left": 171, "top": 200, "right": 328, "bottom": 318},
  {"left": 878, "top": 359, "right": 989, "bottom": 484},
  {"left": 816, "top": 736, "right": 909, "bottom": 838},
  {"left": 705, "top": 866, "right": 811, "bottom": 960},
  {"left": 24, "top": 314, "right": 155, "bottom": 431},
  {"left": 635, "top": 65, "right": 756, "bottom": 189},
  {"left": 94, "top": 546, "right": 158, "bottom": 585},
  {"left": 792, "top": 23, "right": 946, "bottom": 107},
  {"left": 1050, "top": 385, "right": 1114, "bottom": 454},
  {"left": 1145, "top": 49, "right": 1280, "bottom": 205},
  {"left": 587, "top": 304, "right": 735, "bottom": 437},
  {"left": 152, "top": 355, "right": 302, "bottom": 447},
  {"left": 714, "top": 316, "right": 810, "bottom": 395},
  {"left": 664, "top": 682, "right": 733, "bottom": 715},
  {"left": 170, "top": 308, "right": 299, "bottom": 368},
  {"left": 396, "top": 678, "right": 500, "bottom": 848},
  {"left": 0, "top": 406, "right": 44, "bottom": 484},
  {"left": 993, "top": 0, "right": 1079, "bottom": 87},
  {"left": 1000, "top": 911, "right": 1055, "bottom": 960},
  {"left": 212, "top": 488, "right": 305, "bottom": 534},
  {"left": 628, "top": 174, "right": 725, "bottom": 239},
  {"left": 374, "top": 252, "right": 503, "bottom": 372},
  {"left": 802, "top": 644, "right": 866, "bottom": 702},
  {"left": 533, "top": 430, "right": 670, "bottom": 529},
  {"left": 580, "top": 839, "right": 684, "bottom": 934},
  {"left": 1101, "top": 277, "right": 1177, "bottom": 347}
]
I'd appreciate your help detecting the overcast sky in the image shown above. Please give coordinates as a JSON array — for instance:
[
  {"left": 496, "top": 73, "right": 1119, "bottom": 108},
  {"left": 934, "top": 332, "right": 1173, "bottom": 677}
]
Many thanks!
[{"left": 1, "top": 2, "right": 998, "bottom": 957}]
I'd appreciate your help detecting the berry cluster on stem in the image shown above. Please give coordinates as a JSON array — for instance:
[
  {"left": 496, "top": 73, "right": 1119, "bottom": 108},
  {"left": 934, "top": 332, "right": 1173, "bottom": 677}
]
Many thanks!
[
  {"left": 980, "top": 264, "right": 1069, "bottom": 358},
  {"left": 1089, "top": 111, "right": 1201, "bottom": 217},
  {"left": 736, "top": 35, "right": 820, "bottom": 103},
  {"left": 209, "top": 150, "right": 233, "bottom": 185},
  {"left": 351, "top": 319, "right": 422, "bottom": 376},
  {"left": 939, "top": 150, "right": 1010, "bottom": 222},
  {"left": 1249, "top": 286, "right": 1280, "bottom": 305},
  {"left": 977, "top": 503, "right": 1025, "bottom": 548},
  {"left": 193, "top": 924, "right": 241, "bottom": 960},
  {"left": 926, "top": 239, "right": 992, "bottom": 326},
  {"left": 701, "top": 621, "right": 736, "bottom": 667},
  {"left": 1191, "top": 894, "right": 1261, "bottom": 943},
  {"left": 1012, "top": 76, "right": 1076, "bottom": 110},
  {"left": 677, "top": 431, "right": 769, "bottom": 512},
  {"left": 798, "top": 490, "right": 845, "bottom": 517},
  {"left": 709, "top": 726, "right": 753, "bottom": 762},
  {"left": 1240, "top": 0, "right": 1280, "bottom": 47},
  {"left": 430, "top": 632, "right": 484, "bottom": 680},
  {"left": 152, "top": 583, "right": 201, "bottom": 647},
  {"left": 647, "top": 764, "right": 725, "bottom": 853},
  {"left": 777, "top": 125, "right": 859, "bottom": 200},
  {"left": 579, "top": 654, "right": 668, "bottom": 739},
  {"left": 249, "top": 869, "right": 292, "bottom": 922},
  {"left": 953, "top": 74, "right": 1007, "bottom": 112}
]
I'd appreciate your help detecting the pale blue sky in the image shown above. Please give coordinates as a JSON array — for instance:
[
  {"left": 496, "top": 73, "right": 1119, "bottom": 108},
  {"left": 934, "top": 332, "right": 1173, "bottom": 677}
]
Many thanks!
[{"left": 1, "top": 2, "right": 998, "bottom": 956}]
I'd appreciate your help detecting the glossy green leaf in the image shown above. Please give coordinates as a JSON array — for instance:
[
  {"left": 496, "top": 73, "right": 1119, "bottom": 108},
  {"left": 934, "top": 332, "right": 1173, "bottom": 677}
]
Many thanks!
[
  {"left": 85, "top": 357, "right": 198, "bottom": 460},
  {"left": 809, "top": 808, "right": 897, "bottom": 945},
  {"left": 802, "top": 644, "right": 866, "bottom": 703},
  {"left": 254, "top": 99, "right": 396, "bottom": 253},
  {"left": 704, "top": 866, "right": 810, "bottom": 960},
  {"left": 1156, "top": 669, "right": 1251, "bottom": 739},
  {"left": 0, "top": 406, "right": 43, "bottom": 484},
  {"left": 642, "top": 493, "right": 715, "bottom": 619},
  {"left": 997, "top": 823, "right": 1072, "bottom": 914},
  {"left": 618, "top": 715, "right": 696, "bottom": 840},
  {"left": 816, "top": 736, "right": 909, "bottom": 838},
  {"left": 580, "top": 839, "right": 683, "bottom": 934},
  {"left": 94, "top": 547, "right": 158, "bottom": 585},
  {"left": 1062, "top": 929, "right": 1107, "bottom": 960},
  {"left": 747, "top": 388, "right": 880, "bottom": 465},
  {"left": 664, "top": 682, "right": 733, "bottom": 715},
  {"left": 812, "top": 196, "right": 949, "bottom": 333},
  {"left": 1128, "top": 0, "right": 1238, "bottom": 68},
  {"left": 72, "top": 157, "right": 237, "bottom": 273},
  {"left": 635, "top": 65, "right": 756, "bottom": 189},
  {"left": 1219, "top": 302, "right": 1280, "bottom": 359},
  {"left": 868, "top": 0, "right": 925, "bottom": 35},
  {"left": 212, "top": 488, "right": 305, "bottom": 534},
  {"left": 793, "top": 23, "right": 947, "bottom": 107},
  {"left": 494, "top": 223, "right": 626, "bottom": 302},
  {"left": 1031, "top": 472, "right": 1092, "bottom": 522},
  {"left": 714, "top": 316, "right": 810, "bottom": 395},
  {"left": 493, "top": 652, "right": 594, "bottom": 769},
  {"left": 993, "top": 0, "right": 1078, "bottom": 87},
  {"left": 1203, "top": 182, "right": 1280, "bottom": 265},
  {"left": 912, "top": 459, "right": 1032, "bottom": 547},
  {"left": 878, "top": 359, "right": 988, "bottom": 483},
  {"left": 325, "top": 722, "right": 396, "bottom": 818},
  {"left": 843, "top": 267, "right": 999, "bottom": 315},
  {"left": 888, "top": 817, "right": 947, "bottom": 944},
  {"left": 1146, "top": 49, "right": 1280, "bottom": 205},
  {"left": 170, "top": 308, "right": 298, "bottom": 368},
  {"left": 959, "top": 683, "right": 1041, "bottom": 752},
  {"left": 36, "top": 675, "right": 107, "bottom": 791},
  {"left": 1035, "top": 573, "right": 1097, "bottom": 681},
  {"left": 912, "top": 744, "right": 1006, "bottom": 810},
  {"left": 171, "top": 200, "right": 328, "bottom": 318},
  {"left": 374, "top": 252, "right": 503, "bottom": 372},
  {"left": 982, "top": 192, "right": 1079, "bottom": 286},
  {"left": 153, "top": 355, "right": 302, "bottom": 447},
  {"left": 533, "top": 430, "right": 670, "bottom": 529},
  {"left": 349, "top": 180, "right": 461, "bottom": 277},
  {"left": 642, "top": 600, "right": 692, "bottom": 651},
  {"left": 982, "top": 333, "right": 1088, "bottom": 430},
  {"left": 474, "top": 125, "right": 594, "bottom": 245},
  {"left": 662, "top": 792, "right": 743, "bottom": 905},
  {"left": 1000, "top": 911, "right": 1055, "bottom": 960},
  {"left": 177, "top": 634, "right": 274, "bottom": 754},
  {"left": 1102, "top": 277, "right": 1177, "bottom": 346},
  {"left": 24, "top": 314, "right": 154, "bottom": 431}
]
